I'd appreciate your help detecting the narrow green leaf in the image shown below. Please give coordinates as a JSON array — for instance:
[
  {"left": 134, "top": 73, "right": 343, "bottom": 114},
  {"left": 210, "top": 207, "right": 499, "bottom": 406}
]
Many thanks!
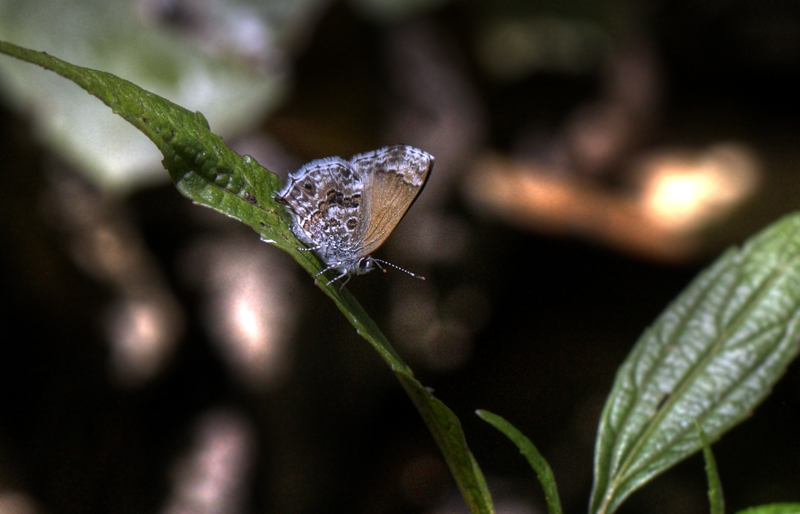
[
  {"left": 590, "top": 213, "right": 800, "bottom": 514},
  {"left": 0, "top": 41, "right": 289, "bottom": 243},
  {"left": 736, "top": 505, "right": 800, "bottom": 514},
  {"left": 0, "top": 40, "right": 411, "bottom": 370},
  {"left": 697, "top": 422, "right": 725, "bottom": 514},
  {"left": 0, "top": 41, "right": 494, "bottom": 513},
  {"left": 476, "top": 410, "right": 563, "bottom": 514},
  {"left": 397, "top": 372, "right": 494, "bottom": 514}
]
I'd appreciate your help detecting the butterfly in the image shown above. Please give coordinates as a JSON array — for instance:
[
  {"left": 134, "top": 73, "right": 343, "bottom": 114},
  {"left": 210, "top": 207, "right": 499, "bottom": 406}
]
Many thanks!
[{"left": 277, "top": 145, "right": 434, "bottom": 286}]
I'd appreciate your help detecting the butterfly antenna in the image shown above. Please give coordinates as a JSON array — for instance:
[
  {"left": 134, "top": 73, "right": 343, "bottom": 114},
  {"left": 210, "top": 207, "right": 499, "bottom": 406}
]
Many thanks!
[{"left": 372, "top": 259, "right": 425, "bottom": 280}]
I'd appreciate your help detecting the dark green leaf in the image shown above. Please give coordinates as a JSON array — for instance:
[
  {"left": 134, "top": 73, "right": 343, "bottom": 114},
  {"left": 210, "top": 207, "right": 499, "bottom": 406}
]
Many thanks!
[
  {"left": 476, "top": 410, "right": 562, "bottom": 514},
  {"left": 398, "top": 373, "right": 494, "bottom": 514},
  {"left": 697, "top": 422, "right": 725, "bottom": 514},
  {"left": 590, "top": 213, "right": 800, "bottom": 514},
  {"left": 0, "top": 41, "right": 290, "bottom": 244}
]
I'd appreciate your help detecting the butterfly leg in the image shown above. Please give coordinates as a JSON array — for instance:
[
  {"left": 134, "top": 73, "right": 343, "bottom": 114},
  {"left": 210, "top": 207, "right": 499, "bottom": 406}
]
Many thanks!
[{"left": 325, "top": 270, "right": 349, "bottom": 287}]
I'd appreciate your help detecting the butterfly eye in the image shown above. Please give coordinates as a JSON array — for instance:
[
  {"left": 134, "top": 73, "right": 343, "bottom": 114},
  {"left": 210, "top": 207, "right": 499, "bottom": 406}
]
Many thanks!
[{"left": 358, "top": 258, "right": 374, "bottom": 272}]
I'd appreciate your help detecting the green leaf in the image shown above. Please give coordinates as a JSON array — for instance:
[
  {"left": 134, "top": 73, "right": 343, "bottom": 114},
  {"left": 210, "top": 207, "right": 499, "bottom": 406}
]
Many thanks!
[
  {"left": 0, "top": 40, "right": 494, "bottom": 513},
  {"left": 590, "top": 213, "right": 800, "bottom": 514},
  {"left": 736, "top": 505, "right": 800, "bottom": 514},
  {"left": 0, "top": 40, "right": 410, "bottom": 367},
  {"left": 399, "top": 373, "right": 494, "bottom": 514},
  {"left": 476, "top": 410, "right": 562, "bottom": 514},
  {"left": 697, "top": 422, "right": 725, "bottom": 514},
  {"left": 0, "top": 41, "right": 290, "bottom": 247}
]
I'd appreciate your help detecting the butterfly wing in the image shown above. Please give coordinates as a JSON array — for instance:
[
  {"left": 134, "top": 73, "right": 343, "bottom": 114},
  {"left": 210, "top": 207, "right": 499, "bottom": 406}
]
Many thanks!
[
  {"left": 277, "top": 157, "right": 364, "bottom": 255},
  {"left": 351, "top": 145, "right": 434, "bottom": 257}
]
